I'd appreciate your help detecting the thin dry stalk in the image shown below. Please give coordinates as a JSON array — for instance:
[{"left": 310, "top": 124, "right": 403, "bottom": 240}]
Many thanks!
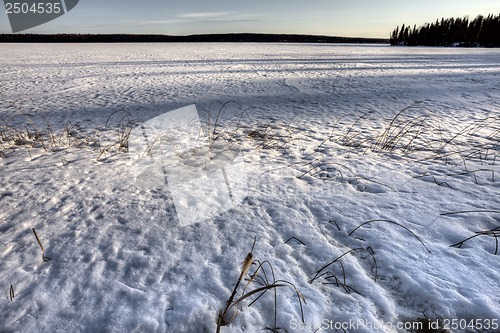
[
  {"left": 32, "top": 228, "right": 50, "bottom": 262},
  {"left": 309, "top": 247, "right": 378, "bottom": 286},
  {"left": 349, "top": 219, "right": 430, "bottom": 253},
  {"left": 440, "top": 210, "right": 500, "bottom": 216},
  {"left": 441, "top": 210, "right": 500, "bottom": 254},
  {"left": 217, "top": 239, "right": 256, "bottom": 330},
  {"left": 450, "top": 227, "right": 500, "bottom": 255}
]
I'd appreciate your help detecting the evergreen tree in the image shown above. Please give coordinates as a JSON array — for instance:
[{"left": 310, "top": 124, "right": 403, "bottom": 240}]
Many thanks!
[{"left": 391, "top": 13, "right": 500, "bottom": 47}]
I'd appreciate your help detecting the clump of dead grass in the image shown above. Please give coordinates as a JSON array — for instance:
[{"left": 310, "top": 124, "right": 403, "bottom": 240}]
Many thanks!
[
  {"left": 217, "top": 239, "right": 306, "bottom": 333},
  {"left": 0, "top": 111, "right": 138, "bottom": 160}
]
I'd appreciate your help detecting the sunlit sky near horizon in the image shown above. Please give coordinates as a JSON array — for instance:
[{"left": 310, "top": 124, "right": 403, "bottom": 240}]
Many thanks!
[{"left": 1, "top": 0, "right": 499, "bottom": 37}]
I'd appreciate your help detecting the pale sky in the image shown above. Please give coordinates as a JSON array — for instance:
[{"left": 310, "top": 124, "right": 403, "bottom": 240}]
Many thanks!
[{"left": 1, "top": 0, "right": 499, "bottom": 38}]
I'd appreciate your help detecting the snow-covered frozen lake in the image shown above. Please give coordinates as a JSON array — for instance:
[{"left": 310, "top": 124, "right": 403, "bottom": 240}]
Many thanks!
[{"left": 1, "top": 43, "right": 499, "bottom": 332}]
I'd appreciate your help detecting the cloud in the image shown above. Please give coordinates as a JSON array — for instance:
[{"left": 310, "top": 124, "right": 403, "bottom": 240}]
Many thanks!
[
  {"left": 127, "top": 12, "right": 261, "bottom": 29},
  {"left": 132, "top": 19, "right": 184, "bottom": 26},
  {"left": 176, "top": 11, "right": 260, "bottom": 23},
  {"left": 177, "top": 12, "right": 235, "bottom": 19}
]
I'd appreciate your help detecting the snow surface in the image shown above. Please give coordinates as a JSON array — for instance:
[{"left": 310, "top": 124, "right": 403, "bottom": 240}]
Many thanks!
[{"left": 0, "top": 43, "right": 499, "bottom": 333}]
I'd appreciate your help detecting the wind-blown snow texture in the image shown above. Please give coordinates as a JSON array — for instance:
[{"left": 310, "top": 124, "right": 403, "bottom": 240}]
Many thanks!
[{"left": 1, "top": 43, "right": 499, "bottom": 333}]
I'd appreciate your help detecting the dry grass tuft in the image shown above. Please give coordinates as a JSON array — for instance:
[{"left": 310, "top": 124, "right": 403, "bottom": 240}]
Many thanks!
[
  {"left": 217, "top": 239, "right": 305, "bottom": 333},
  {"left": 0, "top": 111, "right": 138, "bottom": 160},
  {"left": 309, "top": 247, "right": 378, "bottom": 293},
  {"left": 441, "top": 210, "right": 500, "bottom": 255}
]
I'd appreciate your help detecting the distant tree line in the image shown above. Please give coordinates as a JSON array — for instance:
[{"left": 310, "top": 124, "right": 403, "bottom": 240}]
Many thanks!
[
  {"left": 390, "top": 14, "right": 500, "bottom": 47},
  {"left": 0, "top": 33, "right": 389, "bottom": 44}
]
